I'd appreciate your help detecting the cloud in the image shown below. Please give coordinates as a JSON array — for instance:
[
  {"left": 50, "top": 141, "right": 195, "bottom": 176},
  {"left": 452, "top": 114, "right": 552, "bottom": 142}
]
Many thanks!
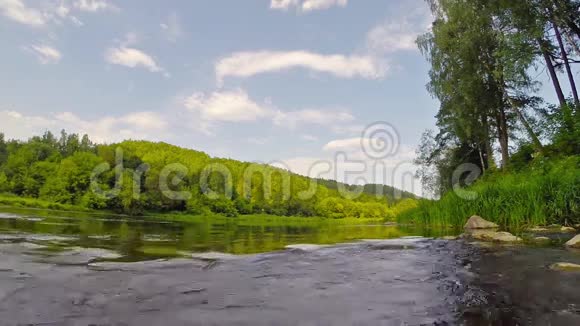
[
  {"left": 105, "top": 46, "right": 167, "bottom": 76},
  {"left": 364, "top": 4, "right": 432, "bottom": 55},
  {"left": 183, "top": 89, "right": 272, "bottom": 122},
  {"left": 182, "top": 89, "right": 357, "bottom": 134},
  {"left": 301, "top": 134, "right": 318, "bottom": 142},
  {"left": 365, "top": 22, "right": 419, "bottom": 54},
  {"left": 160, "top": 12, "right": 182, "bottom": 43},
  {"left": 270, "top": 0, "right": 347, "bottom": 12},
  {"left": 0, "top": 109, "right": 168, "bottom": 143},
  {"left": 25, "top": 44, "right": 62, "bottom": 64},
  {"left": 73, "top": 0, "right": 117, "bottom": 12},
  {"left": 0, "top": 0, "right": 47, "bottom": 26},
  {"left": 322, "top": 136, "right": 415, "bottom": 163},
  {"left": 273, "top": 108, "right": 354, "bottom": 129},
  {"left": 216, "top": 50, "right": 387, "bottom": 84},
  {"left": 323, "top": 137, "right": 362, "bottom": 152}
]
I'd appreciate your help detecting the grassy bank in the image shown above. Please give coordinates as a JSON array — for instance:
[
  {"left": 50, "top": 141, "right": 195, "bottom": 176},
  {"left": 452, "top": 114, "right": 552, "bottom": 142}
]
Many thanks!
[
  {"left": 0, "top": 193, "right": 90, "bottom": 212},
  {"left": 397, "top": 157, "right": 580, "bottom": 230}
]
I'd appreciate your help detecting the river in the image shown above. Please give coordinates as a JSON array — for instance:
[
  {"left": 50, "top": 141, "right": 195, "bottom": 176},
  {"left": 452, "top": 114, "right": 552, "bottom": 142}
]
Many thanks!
[{"left": 0, "top": 208, "right": 579, "bottom": 325}]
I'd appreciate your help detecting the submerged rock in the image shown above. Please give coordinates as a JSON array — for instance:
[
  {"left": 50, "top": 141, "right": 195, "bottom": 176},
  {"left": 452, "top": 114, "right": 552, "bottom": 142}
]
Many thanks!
[
  {"left": 565, "top": 235, "right": 580, "bottom": 248},
  {"left": 190, "top": 252, "right": 240, "bottom": 260},
  {"left": 468, "top": 230, "right": 522, "bottom": 243},
  {"left": 464, "top": 216, "right": 499, "bottom": 229},
  {"left": 38, "top": 247, "right": 122, "bottom": 265},
  {"left": 550, "top": 262, "right": 580, "bottom": 272},
  {"left": 528, "top": 227, "right": 549, "bottom": 232},
  {"left": 88, "top": 258, "right": 205, "bottom": 271},
  {"left": 533, "top": 236, "right": 551, "bottom": 243},
  {"left": 284, "top": 244, "right": 329, "bottom": 252}
]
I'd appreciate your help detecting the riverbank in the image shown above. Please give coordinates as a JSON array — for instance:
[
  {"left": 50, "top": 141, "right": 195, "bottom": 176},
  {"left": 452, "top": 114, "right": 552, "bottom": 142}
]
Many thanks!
[{"left": 398, "top": 157, "right": 580, "bottom": 230}]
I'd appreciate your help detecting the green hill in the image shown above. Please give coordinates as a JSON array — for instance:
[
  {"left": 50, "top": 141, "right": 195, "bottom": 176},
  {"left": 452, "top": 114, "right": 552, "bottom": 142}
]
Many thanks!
[{"left": 0, "top": 131, "right": 416, "bottom": 219}]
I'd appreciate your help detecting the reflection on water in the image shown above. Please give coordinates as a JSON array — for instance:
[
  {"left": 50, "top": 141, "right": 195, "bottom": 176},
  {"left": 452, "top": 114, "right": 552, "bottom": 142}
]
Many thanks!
[{"left": 0, "top": 207, "right": 459, "bottom": 261}]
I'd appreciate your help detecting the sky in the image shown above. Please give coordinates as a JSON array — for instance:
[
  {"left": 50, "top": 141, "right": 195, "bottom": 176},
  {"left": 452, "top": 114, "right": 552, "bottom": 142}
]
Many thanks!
[{"left": 0, "top": 0, "right": 570, "bottom": 196}]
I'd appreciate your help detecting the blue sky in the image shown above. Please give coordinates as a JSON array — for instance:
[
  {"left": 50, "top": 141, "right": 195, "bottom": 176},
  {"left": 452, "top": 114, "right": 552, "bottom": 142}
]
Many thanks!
[{"left": 0, "top": 0, "right": 570, "bottom": 194}]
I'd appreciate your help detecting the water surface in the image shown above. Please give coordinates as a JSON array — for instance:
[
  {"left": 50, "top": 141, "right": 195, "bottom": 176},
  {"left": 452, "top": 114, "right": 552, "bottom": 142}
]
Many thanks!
[{"left": 0, "top": 207, "right": 457, "bottom": 261}]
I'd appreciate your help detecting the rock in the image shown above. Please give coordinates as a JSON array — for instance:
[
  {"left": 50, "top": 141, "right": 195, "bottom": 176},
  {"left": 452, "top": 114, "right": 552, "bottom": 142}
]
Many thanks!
[
  {"left": 88, "top": 259, "right": 205, "bottom": 272},
  {"left": 191, "top": 252, "right": 240, "bottom": 260},
  {"left": 528, "top": 227, "right": 549, "bottom": 232},
  {"left": 284, "top": 244, "right": 329, "bottom": 252},
  {"left": 468, "top": 230, "right": 522, "bottom": 243},
  {"left": 561, "top": 226, "right": 576, "bottom": 233},
  {"left": 441, "top": 236, "right": 459, "bottom": 240},
  {"left": 565, "top": 235, "right": 580, "bottom": 248},
  {"left": 38, "top": 247, "right": 122, "bottom": 265},
  {"left": 550, "top": 262, "right": 580, "bottom": 272},
  {"left": 464, "top": 215, "right": 499, "bottom": 229},
  {"left": 533, "top": 236, "right": 551, "bottom": 243}
]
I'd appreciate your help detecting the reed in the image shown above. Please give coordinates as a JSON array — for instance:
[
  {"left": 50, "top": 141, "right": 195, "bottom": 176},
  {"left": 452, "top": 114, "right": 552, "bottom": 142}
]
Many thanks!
[{"left": 397, "top": 157, "right": 580, "bottom": 230}]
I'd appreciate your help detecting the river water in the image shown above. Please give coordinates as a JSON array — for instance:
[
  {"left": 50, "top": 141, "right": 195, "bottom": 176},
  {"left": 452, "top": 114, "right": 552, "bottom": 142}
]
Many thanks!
[{"left": 0, "top": 208, "right": 579, "bottom": 325}]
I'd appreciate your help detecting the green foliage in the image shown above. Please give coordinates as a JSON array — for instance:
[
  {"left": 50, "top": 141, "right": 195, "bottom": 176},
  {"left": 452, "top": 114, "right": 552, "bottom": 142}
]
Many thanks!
[
  {"left": 398, "top": 157, "right": 580, "bottom": 229},
  {"left": 0, "top": 132, "right": 415, "bottom": 219}
]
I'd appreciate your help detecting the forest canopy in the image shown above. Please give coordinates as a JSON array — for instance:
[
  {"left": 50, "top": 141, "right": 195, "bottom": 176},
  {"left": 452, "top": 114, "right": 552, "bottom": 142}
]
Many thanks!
[{"left": 0, "top": 131, "right": 416, "bottom": 218}]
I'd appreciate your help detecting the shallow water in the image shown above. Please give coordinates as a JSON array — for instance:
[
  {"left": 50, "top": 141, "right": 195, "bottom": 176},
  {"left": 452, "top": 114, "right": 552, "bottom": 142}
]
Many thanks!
[
  {"left": 1, "top": 208, "right": 579, "bottom": 325},
  {"left": 0, "top": 207, "right": 458, "bottom": 261}
]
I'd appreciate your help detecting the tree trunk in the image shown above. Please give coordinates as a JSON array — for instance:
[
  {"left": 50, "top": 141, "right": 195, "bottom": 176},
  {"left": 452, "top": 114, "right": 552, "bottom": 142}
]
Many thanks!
[
  {"left": 507, "top": 98, "right": 544, "bottom": 152},
  {"left": 553, "top": 21, "right": 580, "bottom": 107},
  {"left": 538, "top": 38, "right": 567, "bottom": 107},
  {"left": 566, "top": 21, "right": 580, "bottom": 40},
  {"left": 481, "top": 114, "right": 491, "bottom": 170},
  {"left": 495, "top": 106, "right": 510, "bottom": 169}
]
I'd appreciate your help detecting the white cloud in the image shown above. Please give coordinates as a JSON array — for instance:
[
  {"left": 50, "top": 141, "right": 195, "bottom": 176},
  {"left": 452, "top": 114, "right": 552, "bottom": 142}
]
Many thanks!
[
  {"left": 25, "top": 44, "right": 62, "bottom": 64},
  {"left": 247, "top": 137, "right": 270, "bottom": 145},
  {"left": 270, "top": 0, "right": 347, "bottom": 12},
  {"left": 105, "top": 46, "right": 167, "bottom": 76},
  {"left": 184, "top": 89, "right": 272, "bottom": 122},
  {"left": 216, "top": 50, "right": 387, "bottom": 84},
  {"left": 160, "top": 12, "right": 182, "bottom": 43},
  {"left": 365, "top": 22, "right": 419, "bottom": 54},
  {"left": 364, "top": 5, "right": 432, "bottom": 55},
  {"left": 0, "top": 110, "right": 168, "bottom": 143},
  {"left": 182, "top": 89, "right": 357, "bottom": 134},
  {"left": 323, "top": 137, "right": 362, "bottom": 152},
  {"left": 73, "top": 0, "right": 117, "bottom": 12},
  {"left": 0, "top": 0, "right": 47, "bottom": 26},
  {"left": 301, "top": 134, "right": 318, "bottom": 142},
  {"left": 273, "top": 108, "right": 354, "bottom": 129},
  {"left": 55, "top": 3, "right": 70, "bottom": 18}
]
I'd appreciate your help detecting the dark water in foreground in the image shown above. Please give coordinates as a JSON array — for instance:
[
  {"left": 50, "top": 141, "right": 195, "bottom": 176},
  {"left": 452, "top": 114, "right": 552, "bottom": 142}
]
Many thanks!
[{"left": 1, "top": 208, "right": 580, "bottom": 325}]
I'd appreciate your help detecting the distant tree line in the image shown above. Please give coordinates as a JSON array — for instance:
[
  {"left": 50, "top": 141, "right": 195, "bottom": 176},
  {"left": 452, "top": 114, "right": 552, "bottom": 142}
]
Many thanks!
[{"left": 0, "top": 131, "right": 416, "bottom": 218}]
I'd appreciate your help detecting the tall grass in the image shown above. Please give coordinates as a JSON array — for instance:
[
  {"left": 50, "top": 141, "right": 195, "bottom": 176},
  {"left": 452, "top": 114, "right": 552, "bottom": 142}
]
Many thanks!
[{"left": 397, "top": 157, "right": 580, "bottom": 230}]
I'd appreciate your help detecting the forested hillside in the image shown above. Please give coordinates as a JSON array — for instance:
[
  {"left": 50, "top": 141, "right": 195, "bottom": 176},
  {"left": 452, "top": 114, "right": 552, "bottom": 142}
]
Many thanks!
[{"left": 0, "top": 131, "right": 415, "bottom": 218}]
